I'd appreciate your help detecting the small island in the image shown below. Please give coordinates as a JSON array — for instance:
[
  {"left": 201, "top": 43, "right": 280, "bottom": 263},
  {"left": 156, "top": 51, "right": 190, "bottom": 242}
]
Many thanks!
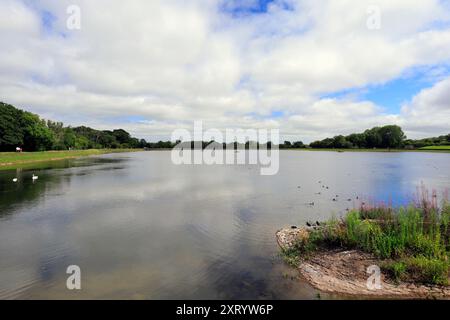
[{"left": 277, "top": 192, "right": 450, "bottom": 299}]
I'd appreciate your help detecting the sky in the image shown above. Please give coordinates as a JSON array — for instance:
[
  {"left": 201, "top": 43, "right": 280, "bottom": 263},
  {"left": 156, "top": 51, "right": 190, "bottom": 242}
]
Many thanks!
[{"left": 0, "top": 0, "right": 449, "bottom": 142}]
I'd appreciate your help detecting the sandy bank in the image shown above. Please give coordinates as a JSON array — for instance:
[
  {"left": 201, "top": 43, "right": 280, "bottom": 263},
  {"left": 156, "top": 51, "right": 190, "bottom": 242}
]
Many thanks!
[{"left": 277, "top": 227, "right": 450, "bottom": 299}]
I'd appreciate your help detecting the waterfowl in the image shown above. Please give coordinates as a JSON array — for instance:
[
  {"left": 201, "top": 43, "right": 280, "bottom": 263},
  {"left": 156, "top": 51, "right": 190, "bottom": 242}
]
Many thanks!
[
  {"left": 12, "top": 178, "right": 18, "bottom": 182},
  {"left": 32, "top": 174, "right": 38, "bottom": 181},
  {"left": 306, "top": 222, "right": 312, "bottom": 227},
  {"left": 316, "top": 221, "right": 321, "bottom": 226}
]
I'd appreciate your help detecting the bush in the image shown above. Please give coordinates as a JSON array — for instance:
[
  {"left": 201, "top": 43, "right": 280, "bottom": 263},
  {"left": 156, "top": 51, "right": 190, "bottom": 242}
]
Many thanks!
[
  {"left": 384, "top": 261, "right": 407, "bottom": 283},
  {"left": 293, "top": 200, "right": 450, "bottom": 286},
  {"left": 404, "top": 256, "right": 449, "bottom": 286}
]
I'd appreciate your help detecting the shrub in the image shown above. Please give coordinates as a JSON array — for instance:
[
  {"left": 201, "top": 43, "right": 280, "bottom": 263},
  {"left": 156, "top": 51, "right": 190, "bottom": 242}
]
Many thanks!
[
  {"left": 404, "top": 256, "right": 449, "bottom": 286},
  {"left": 290, "top": 199, "right": 450, "bottom": 286},
  {"left": 384, "top": 261, "right": 407, "bottom": 283}
]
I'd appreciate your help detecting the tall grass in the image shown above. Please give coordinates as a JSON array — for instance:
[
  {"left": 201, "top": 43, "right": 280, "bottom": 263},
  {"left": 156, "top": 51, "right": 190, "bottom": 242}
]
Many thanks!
[{"left": 302, "top": 191, "right": 450, "bottom": 286}]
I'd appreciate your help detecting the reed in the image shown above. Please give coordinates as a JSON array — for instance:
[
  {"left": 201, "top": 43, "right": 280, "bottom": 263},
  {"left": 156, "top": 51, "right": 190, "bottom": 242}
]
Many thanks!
[{"left": 297, "top": 190, "right": 450, "bottom": 285}]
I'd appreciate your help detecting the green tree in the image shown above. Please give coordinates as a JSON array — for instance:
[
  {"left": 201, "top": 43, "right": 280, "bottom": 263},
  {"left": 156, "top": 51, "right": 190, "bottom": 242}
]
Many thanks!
[
  {"left": 332, "top": 135, "right": 352, "bottom": 148},
  {"left": 378, "top": 125, "right": 405, "bottom": 148},
  {"left": 347, "top": 133, "right": 366, "bottom": 148},
  {"left": 113, "top": 129, "right": 131, "bottom": 145},
  {"left": 75, "top": 135, "right": 90, "bottom": 149},
  {"left": 63, "top": 128, "right": 77, "bottom": 149},
  {"left": 292, "top": 141, "right": 305, "bottom": 148},
  {"left": 99, "top": 130, "right": 118, "bottom": 148},
  {"left": 1, "top": 102, "right": 146, "bottom": 151},
  {"left": 21, "top": 112, "right": 55, "bottom": 151},
  {"left": 364, "top": 127, "right": 382, "bottom": 148},
  {"left": 0, "top": 102, "right": 24, "bottom": 151}
]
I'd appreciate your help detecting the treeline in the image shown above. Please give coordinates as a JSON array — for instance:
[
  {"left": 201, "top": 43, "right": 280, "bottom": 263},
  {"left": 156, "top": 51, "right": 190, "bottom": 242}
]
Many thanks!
[
  {"left": 308, "top": 125, "right": 449, "bottom": 149},
  {"left": 0, "top": 102, "right": 147, "bottom": 152},
  {"left": 174, "top": 141, "right": 276, "bottom": 149},
  {"left": 403, "top": 135, "right": 450, "bottom": 149},
  {"left": 173, "top": 133, "right": 449, "bottom": 150},
  {"left": 2, "top": 102, "right": 448, "bottom": 152},
  {"left": 280, "top": 141, "right": 306, "bottom": 149}
]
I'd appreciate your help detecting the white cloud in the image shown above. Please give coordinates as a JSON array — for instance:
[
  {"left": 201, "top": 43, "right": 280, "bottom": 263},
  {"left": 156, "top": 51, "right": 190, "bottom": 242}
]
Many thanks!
[
  {"left": 284, "top": 99, "right": 400, "bottom": 141},
  {"left": 0, "top": 0, "right": 449, "bottom": 142},
  {"left": 400, "top": 77, "right": 450, "bottom": 138}
]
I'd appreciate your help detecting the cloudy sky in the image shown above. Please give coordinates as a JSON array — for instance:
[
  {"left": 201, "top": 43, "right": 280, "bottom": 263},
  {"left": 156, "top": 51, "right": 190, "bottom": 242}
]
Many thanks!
[{"left": 1, "top": 0, "right": 449, "bottom": 142}]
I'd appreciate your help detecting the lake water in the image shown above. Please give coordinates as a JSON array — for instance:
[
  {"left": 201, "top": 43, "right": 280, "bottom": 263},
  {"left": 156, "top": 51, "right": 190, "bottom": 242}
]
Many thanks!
[{"left": 0, "top": 151, "right": 449, "bottom": 299}]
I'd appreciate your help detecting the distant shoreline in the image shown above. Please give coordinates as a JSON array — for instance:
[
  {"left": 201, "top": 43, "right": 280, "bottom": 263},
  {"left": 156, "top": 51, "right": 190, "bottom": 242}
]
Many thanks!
[
  {"left": 283, "top": 148, "right": 450, "bottom": 153},
  {"left": 147, "top": 147, "right": 450, "bottom": 153},
  {"left": 0, "top": 149, "right": 143, "bottom": 170},
  {"left": 1, "top": 147, "right": 448, "bottom": 171}
]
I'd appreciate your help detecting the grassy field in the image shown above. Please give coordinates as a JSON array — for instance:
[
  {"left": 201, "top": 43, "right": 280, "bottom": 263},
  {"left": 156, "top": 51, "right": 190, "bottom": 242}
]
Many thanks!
[
  {"left": 0, "top": 149, "right": 143, "bottom": 170},
  {"left": 288, "top": 148, "right": 450, "bottom": 153},
  {"left": 419, "top": 146, "right": 450, "bottom": 151}
]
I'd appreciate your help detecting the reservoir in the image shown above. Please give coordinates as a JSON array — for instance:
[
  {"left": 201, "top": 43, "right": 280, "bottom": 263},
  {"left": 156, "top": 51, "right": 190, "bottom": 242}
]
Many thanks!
[{"left": 0, "top": 151, "right": 448, "bottom": 299}]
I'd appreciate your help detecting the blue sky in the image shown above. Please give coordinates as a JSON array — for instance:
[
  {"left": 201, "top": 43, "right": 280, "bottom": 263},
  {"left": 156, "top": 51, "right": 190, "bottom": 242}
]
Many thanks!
[
  {"left": 321, "top": 65, "right": 450, "bottom": 114},
  {"left": 363, "top": 77, "right": 432, "bottom": 113},
  {"left": 41, "top": 10, "right": 56, "bottom": 33},
  {"left": 220, "top": 0, "right": 450, "bottom": 122},
  {"left": 221, "top": 0, "right": 277, "bottom": 16}
]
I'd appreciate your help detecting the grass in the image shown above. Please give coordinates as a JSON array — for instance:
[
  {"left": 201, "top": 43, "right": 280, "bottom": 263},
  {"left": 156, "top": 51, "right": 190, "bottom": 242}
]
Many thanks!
[
  {"left": 287, "top": 148, "right": 450, "bottom": 153},
  {"left": 286, "top": 191, "right": 450, "bottom": 286},
  {"left": 0, "top": 149, "right": 143, "bottom": 170}
]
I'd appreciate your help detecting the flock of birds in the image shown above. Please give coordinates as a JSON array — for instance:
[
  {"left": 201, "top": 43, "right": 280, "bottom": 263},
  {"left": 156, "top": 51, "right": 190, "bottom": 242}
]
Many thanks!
[
  {"left": 299, "top": 180, "right": 362, "bottom": 211},
  {"left": 296, "top": 180, "right": 364, "bottom": 228},
  {"left": 12, "top": 174, "right": 38, "bottom": 183}
]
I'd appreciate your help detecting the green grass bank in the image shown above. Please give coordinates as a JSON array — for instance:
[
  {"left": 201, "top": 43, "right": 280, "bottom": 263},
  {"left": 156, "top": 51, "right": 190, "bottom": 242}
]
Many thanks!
[
  {"left": 287, "top": 147, "right": 450, "bottom": 153},
  {"left": 0, "top": 149, "right": 143, "bottom": 170},
  {"left": 419, "top": 146, "right": 450, "bottom": 151},
  {"left": 283, "top": 198, "right": 450, "bottom": 286}
]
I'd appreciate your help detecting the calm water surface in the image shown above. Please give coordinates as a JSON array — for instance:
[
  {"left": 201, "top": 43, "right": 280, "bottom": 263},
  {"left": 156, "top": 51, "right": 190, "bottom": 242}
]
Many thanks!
[{"left": 0, "top": 151, "right": 449, "bottom": 299}]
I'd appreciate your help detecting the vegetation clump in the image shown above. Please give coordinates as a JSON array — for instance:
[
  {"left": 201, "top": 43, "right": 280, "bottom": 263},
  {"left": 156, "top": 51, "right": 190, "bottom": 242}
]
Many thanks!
[
  {"left": 307, "top": 125, "right": 449, "bottom": 150},
  {"left": 290, "top": 191, "right": 450, "bottom": 286},
  {"left": 0, "top": 102, "right": 174, "bottom": 152}
]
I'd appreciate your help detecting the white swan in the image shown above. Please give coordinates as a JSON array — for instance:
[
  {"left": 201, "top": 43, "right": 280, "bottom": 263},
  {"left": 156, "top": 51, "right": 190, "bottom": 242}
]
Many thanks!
[
  {"left": 32, "top": 174, "right": 38, "bottom": 181},
  {"left": 13, "top": 178, "right": 18, "bottom": 182}
]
